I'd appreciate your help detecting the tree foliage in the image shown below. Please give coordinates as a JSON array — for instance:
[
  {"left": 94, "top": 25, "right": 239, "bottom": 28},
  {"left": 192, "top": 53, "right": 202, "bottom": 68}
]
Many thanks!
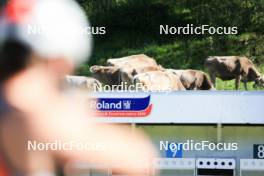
[{"left": 77, "top": 0, "right": 264, "bottom": 71}]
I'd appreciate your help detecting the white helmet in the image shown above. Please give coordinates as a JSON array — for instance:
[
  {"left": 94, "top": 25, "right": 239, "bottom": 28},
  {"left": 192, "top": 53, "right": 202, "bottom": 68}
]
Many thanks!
[{"left": 0, "top": 0, "right": 92, "bottom": 65}]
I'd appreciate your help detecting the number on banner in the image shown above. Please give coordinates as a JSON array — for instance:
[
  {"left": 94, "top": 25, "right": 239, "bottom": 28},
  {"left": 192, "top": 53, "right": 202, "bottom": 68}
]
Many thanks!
[{"left": 253, "top": 144, "right": 264, "bottom": 159}]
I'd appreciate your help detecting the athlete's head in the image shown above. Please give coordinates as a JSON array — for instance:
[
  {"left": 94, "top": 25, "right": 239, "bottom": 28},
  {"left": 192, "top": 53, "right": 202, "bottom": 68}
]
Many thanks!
[{"left": 0, "top": 0, "right": 92, "bottom": 82}]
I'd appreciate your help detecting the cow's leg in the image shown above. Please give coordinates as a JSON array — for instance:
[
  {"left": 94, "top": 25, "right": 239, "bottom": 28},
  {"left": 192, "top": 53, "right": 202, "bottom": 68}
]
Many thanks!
[
  {"left": 210, "top": 72, "right": 216, "bottom": 88},
  {"left": 235, "top": 76, "right": 241, "bottom": 90},
  {"left": 243, "top": 81, "right": 248, "bottom": 91}
]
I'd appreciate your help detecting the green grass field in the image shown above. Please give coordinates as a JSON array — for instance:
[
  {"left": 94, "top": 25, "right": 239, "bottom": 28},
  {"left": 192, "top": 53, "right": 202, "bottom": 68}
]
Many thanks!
[{"left": 215, "top": 78, "right": 264, "bottom": 91}]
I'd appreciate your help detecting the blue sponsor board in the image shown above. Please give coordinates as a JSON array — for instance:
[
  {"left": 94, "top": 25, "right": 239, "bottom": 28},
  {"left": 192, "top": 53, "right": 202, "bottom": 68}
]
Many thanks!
[
  {"left": 165, "top": 143, "right": 183, "bottom": 158},
  {"left": 91, "top": 95, "right": 152, "bottom": 117},
  {"left": 96, "top": 96, "right": 150, "bottom": 111}
]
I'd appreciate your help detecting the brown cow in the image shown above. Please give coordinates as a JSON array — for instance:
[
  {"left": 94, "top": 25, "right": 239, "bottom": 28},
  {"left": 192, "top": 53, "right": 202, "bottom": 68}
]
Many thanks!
[
  {"left": 107, "top": 54, "right": 158, "bottom": 68},
  {"left": 166, "top": 69, "right": 215, "bottom": 90},
  {"left": 90, "top": 65, "right": 120, "bottom": 86},
  {"left": 133, "top": 71, "right": 186, "bottom": 91},
  {"left": 120, "top": 65, "right": 163, "bottom": 86},
  {"left": 205, "top": 56, "right": 264, "bottom": 90}
]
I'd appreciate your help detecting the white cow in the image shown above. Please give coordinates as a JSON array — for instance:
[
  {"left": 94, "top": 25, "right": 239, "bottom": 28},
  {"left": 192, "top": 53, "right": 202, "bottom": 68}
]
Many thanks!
[
  {"left": 165, "top": 69, "right": 215, "bottom": 90},
  {"left": 64, "top": 75, "right": 102, "bottom": 91}
]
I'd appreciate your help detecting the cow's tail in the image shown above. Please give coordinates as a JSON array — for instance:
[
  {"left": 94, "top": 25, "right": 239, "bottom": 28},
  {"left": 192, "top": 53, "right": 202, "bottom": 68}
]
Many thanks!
[{"left": 202, "top": 74, "right": 215, "bottom": 90}]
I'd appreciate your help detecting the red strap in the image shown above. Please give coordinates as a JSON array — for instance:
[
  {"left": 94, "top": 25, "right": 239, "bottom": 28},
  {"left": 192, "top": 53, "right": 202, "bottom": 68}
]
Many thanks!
[{"left": 5, "top": 0, "right": 34, "bottom": 23}]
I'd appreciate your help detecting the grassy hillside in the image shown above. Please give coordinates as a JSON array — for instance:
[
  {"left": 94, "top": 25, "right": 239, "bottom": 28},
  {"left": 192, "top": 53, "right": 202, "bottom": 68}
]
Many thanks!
[{"left": 75, "top": 0, "right": 264, "bottom": 91}]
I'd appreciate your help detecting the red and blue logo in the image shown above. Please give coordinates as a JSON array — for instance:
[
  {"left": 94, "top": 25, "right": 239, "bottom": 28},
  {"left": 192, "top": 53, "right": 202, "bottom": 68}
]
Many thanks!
[{"left": 91, "top": 96, "right": 152, "bottom": 117}]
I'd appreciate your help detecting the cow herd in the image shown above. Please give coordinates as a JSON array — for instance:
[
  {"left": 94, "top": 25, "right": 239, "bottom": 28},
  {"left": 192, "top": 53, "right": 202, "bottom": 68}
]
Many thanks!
[{"left": 64, "top": 54, "right": 264, "bottom": 91}]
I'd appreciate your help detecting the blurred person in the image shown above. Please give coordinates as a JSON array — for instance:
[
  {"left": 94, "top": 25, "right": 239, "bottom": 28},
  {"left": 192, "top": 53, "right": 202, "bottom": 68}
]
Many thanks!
[{"left": 0, "top": 0, "right": 157, "bottom": 175}]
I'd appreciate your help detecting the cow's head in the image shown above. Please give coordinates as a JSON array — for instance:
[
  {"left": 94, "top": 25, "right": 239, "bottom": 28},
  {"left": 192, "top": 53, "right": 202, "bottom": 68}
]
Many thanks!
[
  {"left": 90, "top": 65, "right": 101, "bottom": 73},
  {"left": 90, "top": 65, "right": 120, "bottom": 85},
  {"left": 90, "top": 65, "right": 118, "bottom": 74},
  {"left": 254, "top": 75, "right": 264, "bottom": 88}
]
